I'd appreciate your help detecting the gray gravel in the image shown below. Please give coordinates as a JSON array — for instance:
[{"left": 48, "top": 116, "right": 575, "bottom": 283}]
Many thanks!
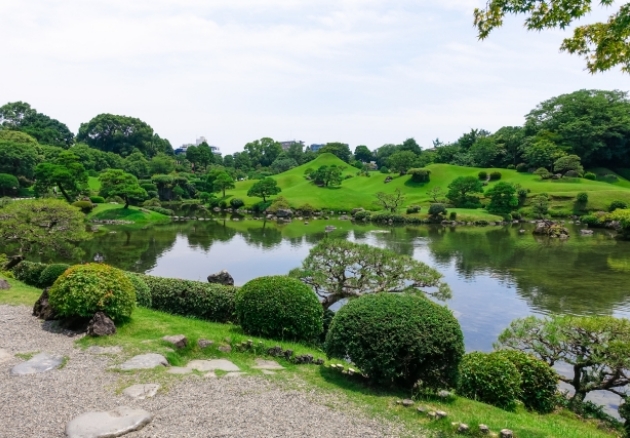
[{"left": 0, "top": 305, "right": 405, "bottom": 438}]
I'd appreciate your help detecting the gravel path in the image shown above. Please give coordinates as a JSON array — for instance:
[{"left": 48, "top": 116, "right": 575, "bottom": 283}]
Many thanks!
[{"left": 0, "top": 305, "right": 404, "bottom": 438}]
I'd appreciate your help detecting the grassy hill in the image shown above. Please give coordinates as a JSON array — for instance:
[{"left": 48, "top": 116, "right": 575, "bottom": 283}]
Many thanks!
[{"left": 226, "top": 153, "right": 630, "bottom": 214}]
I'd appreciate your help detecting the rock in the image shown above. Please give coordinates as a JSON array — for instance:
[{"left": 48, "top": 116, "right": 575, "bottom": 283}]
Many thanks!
[
  {"left": 339, "top": 215, "right": 350, "bottom": 221},
  {"left": 500, "top": 429, "right": 514, "bottom": 438},
  {"left": 11, "top": 352, "right": 64, "bottom": 375},
  {"left": 0, "top": 279, "right": 10, "bottom": 290},
  {"left": 224, "top": 372, "right": 246, "bottom": 378},
  {"left": 66, "top": 406, "right": 152, "bottom": 438},
  {"left": 384, "top": 176, "right": 393, "bottom": 183},
  {"left": 32, "top": 288, "right": 57, "bottom": 320},
  {"left": 197, "top": 339, "right": 214, "bottom": 348},
  {"left": 188, "top": 359, "right": 240, "bottom": 372},
  {"left": 533, "top": 221, "right": 570, "bottom": 238},
  {"left": 580, "top": 229, "right": 594, "bottom": 235},
  {"left": 252, "top": 359, "right": 284, "bottom": 370},
  {"left": 87, "top": 312, "right": 116, "bottom": 337},
  {"left": 0, "top": 348, "right": 12, "bottom": 364},
  {"left": 436, "top": 410, "right": 447, "bottom": 419},
  {"left": 479, "top": 424, "right": 490, "bottom": 434},
  {"left": 123, "top": 384, "right": 160, "bottom": 400},
  {"left": 207, "top": 270, "right": 234, "bottom": 286},
  {"left": 162, "top": 334, "right": 187, "bottom": 349},
  {"left": 167, "top": 366, "right": 192, "bottom": 375},
  {"left": 218, "top": 344, "right": 232, "bottom": 353},
  {"left": 275, "top": 208, "right": 293, "bottom": 218},
  {"left": 324, "top": 225, "right": 336, "bottom": 232},
  {"left": 427, "top": 411, "right": 437, "bottom": 420},
  {"left": 457, "top": 423, "right": 469, "bottom": 434},
  {"left": 416, "top": 406, "right": 427, "bottom": 413},
  {"left": 119, "top": 353, "right": 168, "bottom": 371},
  {"left": 86, "top": 346, "right": 122, "bottom": 355},
  {"left": 401, "top": 399, "right": 414, "bottom": 407},
  {"left": 437, "top": 390, "right": 452, "bottom": 399}
]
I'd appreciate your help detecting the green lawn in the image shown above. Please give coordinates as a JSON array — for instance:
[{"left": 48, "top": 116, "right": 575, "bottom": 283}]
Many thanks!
[
  {"left": 223, "top": 154, "right": 630, "bottom": 215},
  {"left": 88, "top": 176, "right": 101, "bottom": 193},
  {"left": 0, "top": 275, "right": 618, "bottom": 438},
  {"left": 88, "top": 204, "right": 171, "bottom": 226}
]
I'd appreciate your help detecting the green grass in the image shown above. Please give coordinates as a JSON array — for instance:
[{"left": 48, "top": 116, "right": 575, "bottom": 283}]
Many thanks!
[
  {"left": 224, "top": 154, "right": 630, "bottom": 216},
  {"left": 88, "top": 204, "right": 171, "bottom": 226},
  {"left": 0, "top": 275, "right": 617, "bottom": 438},
  {"left": 88, "top": 176, "right": 101, "bottom": 193}
]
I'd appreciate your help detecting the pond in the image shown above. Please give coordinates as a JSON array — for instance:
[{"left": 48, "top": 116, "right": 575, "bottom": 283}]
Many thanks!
[{"left": 14, "top": 217, "right": 630, "bottom": 412}]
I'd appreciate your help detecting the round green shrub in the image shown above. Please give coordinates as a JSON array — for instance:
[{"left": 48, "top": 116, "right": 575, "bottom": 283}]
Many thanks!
[
  {"left": 89, "top": 196, "right": 105, "bottom": 204},
  {"left": 236, "top": 276, "right": 323, "bottom": 342},
  {"left": 610, "top": 200, "right": 628, "bottom": 212},
  {"left": 576, "top": 192, "right": 588, "bottom": 203},
  {"left": 478, "top": 171, "right": 488, "bottom": 180},
  {"left": 39, "top": 263, "right": 71, "bottom": 288},
  {"left": 12, "top": 261, "right": 48, "bottom": 287},
  {"left": 325, "top": 293, "right": 464, "bottom": 389},
  {"left": 354, "top": 210, "right": 372, "bottom": 221},
  {"left": 494, "top": 350, "right": 558, "bottom": 413},
  {"left": 230, "top": 198, "right": 245, "bottom": 209},
  {"left": 72, "top": 200, "right": 95, "bottom": 214},
  {"left": 408, "top": 168, "right": 431, "bottom": 183},
  {"left": 584, "top": 172, "right": 596, "bottom": 180},
  {"left": 516, "top": 163, "right": 528, "bottom": 173},
  {"left": 457, "top": 352, "right": 522, "bottom": 411},
  {"left": 406, "top": 205, "right": 421, "bottom": 214},
  {"left": 489, "top": 171, "right": 502, "bottom": 181},
  {"left": 507, "top": 164, "right": 516, "bottom": 170},
  {"left": 379, "top": 166, "right": 389, "bottom": 174},
  {"left": 126, "top": 273, "right": 152, "bottom": 308},
  {"left": 449, "top": 211, "right": 457, "bottom": 220},
  {"left": 49, "top": 263, "right": 136, "bottom": 321}
]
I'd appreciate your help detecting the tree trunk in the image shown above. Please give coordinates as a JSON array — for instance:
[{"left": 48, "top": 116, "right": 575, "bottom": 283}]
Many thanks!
[
  {"left": 4, "top": 254, "right": 24, "bottom": 271},
  {"left": 57, "top": 184, "right": 71, "bottom": 202},
  {"left": 124, "top": 197, "right": 130, "bottom": 209}
]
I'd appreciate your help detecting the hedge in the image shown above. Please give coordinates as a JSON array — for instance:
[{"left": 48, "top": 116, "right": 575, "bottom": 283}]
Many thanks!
[{"left": 13, "top": 261, "right": 48, "bottom": 287}]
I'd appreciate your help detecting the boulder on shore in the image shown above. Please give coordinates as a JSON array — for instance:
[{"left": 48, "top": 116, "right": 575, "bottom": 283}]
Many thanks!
[
  {"left": 33, "top": 288, "right": 57, "bottom": 321},
  {"left": 87, "top": 312, "right": 116, "bottom": 337},
  {"left": 0, "top": 279, "right": 10, "bottom": 290},
  {"left": 207, "top": 270, "right": 234, "bottom": 286}
]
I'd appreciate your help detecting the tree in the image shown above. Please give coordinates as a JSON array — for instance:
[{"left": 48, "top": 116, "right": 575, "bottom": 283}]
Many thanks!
[
  {"left": 149, "top": 153, "right": 176, "bottom": 175},
  {"left": 212, "top": 171, "right": 235, "bottom": 197},
  {"left": 318, "top": 142, "right": 352, "bottom": 163},
  {"left": 244, "top": 137, "right": 282, "bottom": 168},
  {"left": 554, "top": 154, "right": 584, "bottom": 176},
  {"left": 0, "top": 130, "right": 38, "bottom": 145},
  {"left": 34, "top": 151, "right": 88, "bottom": 202},
  {"left": 469, "top": 136, "right": 503, "bottom": 168},
  {"left": 0, "top": 141, "right": 38, "bottom": 179},
  {"left": 522, "top": 138, "right": 566, "bottom": 170},
  {"left": 271, "top": 156, "right": 298, "bottom": 174},
  {"left": 247, "top": 177, "right": 281, "bottom": 202},
  {"left": 0, "top": 101, "right": 74, "bottom": 147},
  {"left": 374, "top": 188, "right": 405, "bottom": 213},
  {"left": 427, "top": 186, "right": 445, "bottom": 203},
  {"left": 486, "top": 182, "right": 518, "bottom": 216},
  {"left": 446, "top": 176, "right": 484, "bottom": 208},
  {"left": 400, "top": 138, "right": 422, "bottom": 155},
  {"left": 534, "top": 167, "right": 552, "bottom": 180},
  {"left": 474, "top": 1, "right": 630, "bottom": 74},
  {"left": 532, "top": 194, "right": 550, "bottom": 218},
  {"left": 387, "top": 151, "right": 418, "bottom": 175},
  {"left": 0, "top": 173, "right": 19, "bottom": 196},
  {"left": 185, "top": 142, "right": 215, "bottom": 172},
  {"left": 98, "top": 169, "right": 148, "bottom": 208},
  {"left": 289, "top": 239, "right": 451, "bottom": 309},
  {"left": 76, "top": 113, "right": 172, "bottom": 157},
  {"left": 123, "top": 152, "right": 151, "bottom": 179},
  {"left": 493, "top": 126, "right": 525, "bottom": 166},
  {"left": 496, "top": 315, "right": 630, "bottom": 407},
  {"left": 354, "top": 145, "right": 373, "bottom": 162},
  {"left": 312, "top": 165, "right": 343, "bottom": 187},
  {"left": 0, "top": 199, "right": 88, "bottom": 257}
]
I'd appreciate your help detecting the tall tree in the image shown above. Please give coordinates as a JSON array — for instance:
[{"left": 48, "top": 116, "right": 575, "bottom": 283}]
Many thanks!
[
  {"left": 312, "top": 165, "right": 343, "bottom": 187},
  {"left": 493, "top": 126, "right": 525, "bottom": 166},
  {"left": 318, "top": 142, "right": 352, "bottom": 163},
  {"left": 400, "top": 138, "right": 422, "bottom": 154},
  {"left": 244, "top": 137, "right": 282, "bottom": 168},
  {"left": 247, "top": 177, "right": 281, "bottom": 202},
  {"left": 34, "top": 151, "right": 88, "bottom": 202},
  {"left": 474, "top": 0, "right": 630, "bottom": 74},
  {"left": 387, "top": 151, "right": 418, "bottom": 175},
  {"left": 99, "top": 169, "right": 148, "bottom": 208},
  {"left": 0, "top": 141, "right": 38, "bottom": 179},
  {"left": 76, "top": 113, "right": 172, "bottom": 157},
  {"left": 212, "top": 171, "right": 235, "bottom": 197},
  {"left": 0, "top": 101, "right": 74, "bottom": 147},
  {"left": 446, "top": 176, "right": 484, "bottom": 208},
  {"left": 354, "top": 145, "right": 374, "bottom": 162},
  {"left": 186, "top": 142, "right": 215, "bottom": 172},
  {"left": 374, "top": 188, "right": 406, "bottom": 213},
  {"left": 486, "top": 182, "right": 518, "bottom": 216}
]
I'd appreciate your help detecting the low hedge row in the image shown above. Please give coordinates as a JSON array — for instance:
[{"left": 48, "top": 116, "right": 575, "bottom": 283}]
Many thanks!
[{"left": 13, "top": 261, "right": 48, "bottom": 288}]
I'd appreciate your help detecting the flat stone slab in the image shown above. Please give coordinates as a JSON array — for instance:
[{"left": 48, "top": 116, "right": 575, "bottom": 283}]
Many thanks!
[
  {"left": 167, "top": 366, "right": 192, "bottom": 375},
  {"left": 0, "top": 348, "right": 12, "bottom": 364},
  {"left": 119, "top": 354, "right": 168, "bottom": 371},
  {"left": 123, "top": 384, "right": 160, "bottom": 400},
  {"left": 187, "top": 359, "right": 240, "bottom": 372},
  {"left": 66, "top": 406, "right": 152, "bottom": 438},
  {"left": 11, "top": 352, "right": 63, "bottom": 375},
  {"left": 261, "top": 370, "right": 276, "bottom": 375},
  {"left": 252, "top": 359, "right": 284, "bottom": 370},
  {"left": 224, "top": 372, "right": 246, "bottom": 378},
  {"left": 87, "top": 346, "right": 122, "bottom": 355}
]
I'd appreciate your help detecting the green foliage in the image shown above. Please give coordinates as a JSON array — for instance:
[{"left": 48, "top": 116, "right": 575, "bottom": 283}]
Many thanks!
[
  {"left": 379, "top": 166, "right": 389, "bottom": 174},
  {"left": 478, "top": 171, "right": 488, "bottom": 180},
  {"left": 317, "top": 142, "right": 352, "bottom": 163},
  {"left": 89, "top": 196, "right": 105, "bottom": 203},
  {"left": 99, "top": 169, "right": 147, "bottom": 208},
  {"left": 489, "top": 171, "right": 502, "bottom": 181},
  {"left": 312, "top": 165, "right": 343, "bottom": 187},
  {"left": 72, "top": 201, "right": 95, "bottom": 214},
  {"left": 229, "top": 198, "right": 244, "bottom": 209},
  {"left": 247, "top": 177, "right": 281, "bottom": 202},
  {"left": 354, "top": 210, "right": 372, "bottom": 221},
  {"left": 388, "top": 151, "right": 418, "bottom": 174},
  {"left": 584, "top": 171, "right": 596, "bottom": 180},
  {"left": 0, "top": 141, "right": 39, "bottom": 180},
  {"left": 534, "top": 167, "right": 552, "bottom": 180},
  {"left": 49, "top": 263, "right": 135, "bottom": 321},
  {"left": 325, "top": 293, "right": 464, "bottom": 389},
  {"left": 554, "top": 154, "right": 584, "bottom": 176},
  {"left": 13, "top": 261, "right": 48, "bottom": 287},
  {"left": 576, "top": 192, "right": 589, "bottom": 203},
  {"left": 252, "top": 200, "right": 272, "bottom": 213},
  {"left": 458, "top": 352, "right": 522, "bottom": 411},
  {"left": 449, "top": 211, "right": 457, "bottom": 220},
  {"left": 429, "top": 203, "right": 448, "bottom": 221},
  {"left": 212, "top": 171, "right": 235, "bottom": 197},
  {"left": 267, "top": 196, "right": 291, "bottom": 213},
  {"left": 0, "top": 173, "right": 19, "bottom": 196},
  {"left": 34, "top": 151, "right": 89, "bottom": 202},
  {"left": 516, "top": 163, "right": 528, "bottom": 172},
  {"left": 374, "top": 188, "right": 405, "bottom": 213},
  {"left": 606, "top": 209, "right": 630, "bottom": 240},
  {"left": 408, "top": 168, "right": 431, "bottom": 183},
  {"left": 236, "top": 276, "right": 323, "bottom": 342},
  {"left": 406, "top": 205, "right": 421, "bottom": 214},
  {"left": 39, "top": 263, "right": 70, "bottom": 288},
  {"left": 532, "top": 194, "right": 550, "bottom": 218},
  {"left": 140, "top": 275, "right": 236, "bottom": 323},
  {"left": 610, "top": 200, "right": 628, "bottom": 212},
  {"left": 447, "top": 176, "right": 484, "bottom": 208},
  {"left": 494, "top": 350, "right": 559, "bottom": 414},
  {"left": 290, "top": 239, "right": 450, "bottom": 309},
  {"left": 523, "top": 139, "right": 566, "bottom": 170},
  {"left": 0, "top": 101, "right": 74, "bottom": 147},
  {"left": 486, "top": 182, "right": 518, "bottom": 216},
  {"left": 298, "top": 203, "right": 316, "bottom": 215},
  {"left": 126, "top": 273, "right": 152, "bottom": 308}
]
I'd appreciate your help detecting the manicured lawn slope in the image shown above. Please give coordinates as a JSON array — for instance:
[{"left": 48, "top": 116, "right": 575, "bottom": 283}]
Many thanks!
[
  {"left": 0, "top": 275, "right": 618, "bottom": 438},
  {"left": 88, "top": 204, "right": 170, "bottom": 225},
  {"left": 226, "top": 154, "right": 630, "bottom": 212}
]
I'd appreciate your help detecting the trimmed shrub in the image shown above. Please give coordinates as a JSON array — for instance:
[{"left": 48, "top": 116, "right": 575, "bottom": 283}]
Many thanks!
[
  {"left": 142, "top": 197, "right": 161, "bottom": 207},
  {"left": 408, "top": 168, "right": 431, "bottom": 183},
  {"left": 140, "top": 275, "right": 236, "bottom": 323},
  {"left": 457, "top": 351, "right": 522, "bottom": 411},
  {"left": 576, "top": 192, "right": 588, "bottom": 203},
  {"left": 584, "top": 172, "right": 596, "bottom": 180},
  {"left": 126, "top": 273, "right": 152, "bottom": 308},
  {"left": 145, "top": 206, "right": 174, "bottom": 216},
  {"left": 406, "top": 205, "right": 421, "bottom": 214},
  {"left": 13, "top": 261, "right": 47, "bottom": 287},
  {"left": 325, "top": 293, "right": 464, "bottom": 389},
  {"left": 610, "top": 200, "right": 628, "bottom": 212},
  {"left": 602, "top": 174, "right": 619, "bottom": 182},
  {"left": 89, "top": 196, "right": 105, "bottom": 204},
  {"left": 379, "top": 166, "right": 389, "bottom": 174},
  {"left": 218, "top": 200, "right": 228, "bottom": 209},
  {"left": 299, "top": 203, "right": 316, "bottom": 216},
  {"left": 516, "top": 163, "right": 528, "bottom": 172},
  {"left": 478, "top": 171, "right": 488, "bottom": 180},
  {"left": 72, "top": 200, "right": 95, "bottom": 214},
  {"left": 507, "top": 164, "right": 516, "bottom": 170},
  {"left": 565, "top": 170, "right": 580, "bottom": 178},
  {"left": 230, "top": 198, "right": 244, "bottom": 209},
  {"left": 252, "top": 200, "right": 272, "bottom": 213},
  {"left": 489, "top": 171, "right": 502, "bottom": 181},
  {"left": 371, "top": 213, "right": 406, "bottom": 223},
  {"left": 494, "top": 350, "right": 558, "bottom": 413},
  {"left": 449, "top": 211, "right": 457, "bottom": 220},
  {"left": 235, "top": 276, "right": 323, "bottom": 342},
  {"left": 49, "top": 263, "right": 135, "bottom": 321},
  {"left": 429, "top": 203, "right": 447, "bottom": 221},
  {"left": 39, "top": 263, "right": 71, "bottom": 288},
  {"left": 354, "top": 210, "right": 372, "bottom": 221}
]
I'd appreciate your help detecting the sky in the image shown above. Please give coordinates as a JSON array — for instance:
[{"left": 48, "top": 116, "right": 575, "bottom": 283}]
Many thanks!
[{"left": 0, "top": 0, "right": 627, "bottom": 154}]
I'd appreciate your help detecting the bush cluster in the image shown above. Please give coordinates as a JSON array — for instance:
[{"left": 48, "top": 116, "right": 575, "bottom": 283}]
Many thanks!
[
  {"left": 39, "top": 263, "right": 71, "bottom": 288},
  {"left": 13, "top": 261, "right": 47, "bottom": 287},
  {"left": 610, "top": 200, "right": 628, "bottom": 212},
  {"left": 89, "top": 196, "right": 105, "bottom": 204},
  {"left": 429, "top": 203, "right": 447, "bottom": 221},
  {"left": 325, "top": 293, "right": 464, "bottom": 390},
  {"left": 478, "top": 171, "right": 488, "bottom": 180},
  {"left": 126, "top": 273, "right": 152, "bottom": 308},
  {"left": 371, "top": 213, "right": 406, "bottom": 223},
  {"left": 72, "top": 200, "right": 95, "bottom": 214},
  {"left": 230, "top": 198, "right": 244, "bottom": 209},
  {"left": 489, "top": 171, "right": 502, "bottom": 181},
  {"left": 458, "top": 351, "right": 522, "bottom": 411},
  {"left": 49, "top": 263, "right": 136, "bottom": 322},
  {"left": 145, "top": 206, "right": 174, "bottom": 216},
  {"left": 516, "top": 163, "right": 528, "bottom": 172},
  {"left": 406, "top": 205, "right": 421, "bottom": 214},
  {"left": 235, "top": 276, "right": 323, "bottom": 342},
  {"left": 354, "top": 210, "right": 372, "bottom": 221},
  {"left": 576, "top": 192, "right": 588, "bottom": 203},
  {"left": 140, "top": 275, "right": 236, "bottom": 323},
  {"left": 583, "top": 172, "right": 596, "bottom": 180},
  {"left": 408, "top": 168, "right": 431, "bottom": 183}
]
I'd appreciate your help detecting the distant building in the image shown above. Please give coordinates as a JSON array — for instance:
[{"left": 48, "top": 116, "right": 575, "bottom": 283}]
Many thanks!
[
  {"left": 279, "top": 140, "right": 303, "bottom": 151},
  {"left": 175, "top": 137, "right": 221, "bottom": 155},
  {"left": 308, "top": 143, "right": 325, "bottom": 153}
]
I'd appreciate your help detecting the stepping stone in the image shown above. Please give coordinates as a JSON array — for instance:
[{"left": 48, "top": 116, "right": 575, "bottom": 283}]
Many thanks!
[
  {"left": 119, "top": 354, "right": 168, "bottom": 371},
  {"left": 252, "top": 359, "right": 284, "bottom": 370},
  {"left": 261, "top": 370, "right": 276, "bottom": 375},
  {"left": 187, "top": 359, "right": 239, "bottom": 372},
  {"left": 66, "top": 406, "right": 152, "bottom": 438},
  {"left": 123, "top": 384, "right": 160, "bottom": 400},
  {"left": 0, "top": 348, "right": 11, "bottom": 364},
  {"left": 197, "top": 339, "right": 214, "bottom": 348},
  {"left": 87, "top": 346, "right": 122, "bottom": 355},
  {"left": 204, "top": 371, "right": 217, "bottom": 378},
  {"left": 11, "top": 353, "right": 63, "bottom": 375},
  {"left": 224, "top": 372, "right": 246, "bottom": 378},
  {"left": 167, "top": 366, "right": 192, "bottom": 375}
]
